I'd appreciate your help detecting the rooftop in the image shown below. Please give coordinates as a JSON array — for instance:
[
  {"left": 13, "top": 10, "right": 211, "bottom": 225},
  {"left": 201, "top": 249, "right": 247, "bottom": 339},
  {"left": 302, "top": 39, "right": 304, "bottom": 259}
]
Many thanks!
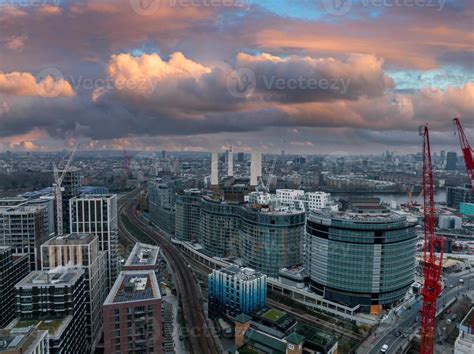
[
  {"left": 10, "top": 316, "right": 72, "bottom": 338},
  {"left": 309, "top": 208, "right": 411, "bottom": 225},
  {"left": 0, "top": 327, "right": 47, "bottom": 351},
  {"left": 220, "top": 265, "right": 266, "bottom": 281},
  {"left": 15, "top": 269, "right": 84, "bottom": 288},
  {"left": 124, "top": 242, "right": 160, "bottom": 267},
  {"left": 42, "top": 233, "right": 97, "bottom": 246},
  {"left": 105, "top": 270, "right": 161, "bottom": 305}
]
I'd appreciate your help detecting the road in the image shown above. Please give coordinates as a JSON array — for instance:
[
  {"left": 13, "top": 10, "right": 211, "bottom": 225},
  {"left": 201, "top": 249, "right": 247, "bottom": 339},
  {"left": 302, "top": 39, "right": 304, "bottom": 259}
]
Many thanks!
[
  {"left": 365, "top": 271, "right": 474, "bottom": 354},
  {"left": 118, "top": 189, "right": 219, "bottom": 354}
]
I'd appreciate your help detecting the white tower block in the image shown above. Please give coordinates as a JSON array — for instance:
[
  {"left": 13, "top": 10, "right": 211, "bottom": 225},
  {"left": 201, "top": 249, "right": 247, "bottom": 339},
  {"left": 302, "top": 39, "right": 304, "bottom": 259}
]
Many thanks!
[{"left": 211, "top": 152, "right": 219, "bottom": 186}]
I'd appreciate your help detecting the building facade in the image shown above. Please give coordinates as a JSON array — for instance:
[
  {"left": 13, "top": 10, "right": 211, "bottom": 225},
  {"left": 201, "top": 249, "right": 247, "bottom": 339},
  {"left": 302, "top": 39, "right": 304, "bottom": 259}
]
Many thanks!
[
  {"left": 208, "top": 265, "right": 267, "bottom": 317},
  {"left": 59, "top": 168, "right": 81, "bottom": 235},
  {"left": 40, "top": 234, "right": 107, "bottom": 352},
  {"left": 447, "top": 186, "right": 474, "bottom": 210},
  {"left": 305, "top": 209, "right": 417, "bottom": 314},
  {"left": 0, "top": 205, "right": 50, "bottom": 270},
  {"left": 0, "top": 247, "right": 29, "bottom": 328},
  {"left": 174, "top": 189, "right": 202, "bottom": 242},
  {"left": 69, "top": 194, "right": 118, "bottom": 289},
  {"left": 103, "top": 270, "right": 163, "bottom": 354},
  {"left": 14, "top": 269, "right": 88, "bottom": 353},
  {"left": 239, "top": 207, "right": 305, "bottom": 277},
  {"left": 148, "top": 180, "right": 176, "bottom": 236}
]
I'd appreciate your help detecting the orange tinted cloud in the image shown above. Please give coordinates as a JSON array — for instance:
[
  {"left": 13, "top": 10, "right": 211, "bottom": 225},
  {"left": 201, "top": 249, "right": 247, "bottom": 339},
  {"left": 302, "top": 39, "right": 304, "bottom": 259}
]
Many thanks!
[{"left": 0, "top": 71, "right": 75, "bottom": 97}]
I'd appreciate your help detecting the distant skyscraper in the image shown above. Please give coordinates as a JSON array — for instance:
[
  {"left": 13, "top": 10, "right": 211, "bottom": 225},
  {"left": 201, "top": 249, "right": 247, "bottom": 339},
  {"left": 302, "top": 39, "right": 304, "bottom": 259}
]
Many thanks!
[
  {"left": 69, "top": 194, "right": 118, "bottom": 289},
  {"left": 237, "top": 152, "right": 245, "bottom": 162},
  {"left": 446, "top": 151, "right": 457, "bottom": 170},
  {"left": 103, "top": 270, "right": 163, "bottom": 354},
  {"left": 0, "top": 204, "right": 49, "bottom": 270},
  {"left": 13, "top": 269, "right": 88, "bottom": 353},
  {"left": 440, "top": 150, "right": 446, "bottom": 162},
  {"left": 41, "top": 233, "right": 107, "bottom": 352},
  {"left": 208, "top": 265, "right": 267, "bottom": 317},
  {"left": 0, "top": 247, "right": 29, "bottom": 327}
]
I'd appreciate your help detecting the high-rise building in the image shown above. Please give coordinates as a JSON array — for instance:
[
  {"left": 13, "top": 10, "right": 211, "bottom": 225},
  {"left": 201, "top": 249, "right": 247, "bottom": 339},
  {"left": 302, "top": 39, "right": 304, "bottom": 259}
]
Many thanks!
[
  {"left": 41, "top": 233, "right": 107, "bottom": 352},
  {"left": 237, "top": 152, "right": 245, "bottom": 162},
  {"left": 0, "top": 205, "right": 50, "bottom": 270},
  {"left": 239, "top": 206, "right": 305, "bottom": 277},
  {"left": 446, "top": 151, "right": 458, "bottom": 170},
  {"left": 0, "top": 327, "right": 49, "bottom": 354},
  {"left": 440, "top": 150, "right": 446, "bottom": 163},
  {"left": 175, "top": 189, "right": 202, "bottom": 242},
  {"left": 70, "top": 194, "right": 118, "bottom": 289},
  {"left": 13, "top": 269, "right": 88, "bottom": 353},
  {"left": 58, "top": 168, "right": 81, "bottom": 235},
  {"left": 103, "top": 270, "right": 163, "bottom": 354},
  {"left": 208, "top": 265, "right": 267, "bottom": 317},
  {"left": 148, "top": 181, "right": 176, "bottom": 236},
  {"left": 0, "top": 247, "right": 29, "bottom": 328},
  {"left": 447, "top": 186, "right": 474, "bottom": 210},
  {"left": 199, "top": 196, "right": 305, "bottom": 276},
  {"left": 305, "top": 208, "right": 417, "bottom": 314}
]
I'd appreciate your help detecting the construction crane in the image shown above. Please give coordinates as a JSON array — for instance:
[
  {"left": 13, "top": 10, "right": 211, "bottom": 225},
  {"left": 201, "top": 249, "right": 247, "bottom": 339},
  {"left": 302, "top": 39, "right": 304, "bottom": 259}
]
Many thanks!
[
  {"left": 419, "top": 125, "right": 444, "bottom": 354},
  {"left": 53, "top": 145, "right": 78, "bottom": 236},
  {"left": 453, "top": 117, "right": 474, "bottom": 190}
]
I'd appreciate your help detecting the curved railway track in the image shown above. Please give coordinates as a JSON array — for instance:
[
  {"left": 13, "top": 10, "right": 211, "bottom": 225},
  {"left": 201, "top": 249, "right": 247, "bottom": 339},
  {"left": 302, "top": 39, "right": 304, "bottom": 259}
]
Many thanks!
[{"left": 118, "top": 189, "right": 219, "bottom": 354}]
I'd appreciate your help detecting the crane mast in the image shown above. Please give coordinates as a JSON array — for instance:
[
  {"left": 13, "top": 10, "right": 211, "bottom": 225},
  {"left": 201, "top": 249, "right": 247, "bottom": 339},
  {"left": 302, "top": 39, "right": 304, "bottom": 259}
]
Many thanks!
[
  {"left": 453, "top": 117, "right": 474, "bottom": 190},
  {"left": 419, "top": 126, "right": 444, "bottom": 354}
]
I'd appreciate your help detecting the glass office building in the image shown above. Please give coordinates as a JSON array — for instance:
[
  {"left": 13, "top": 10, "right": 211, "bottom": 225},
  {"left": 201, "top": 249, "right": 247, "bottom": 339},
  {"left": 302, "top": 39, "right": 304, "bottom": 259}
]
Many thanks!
[
  {"left": 305, "top": 210, "right": 417, "bottom": 314},
  {"left": 239, "top": 207, "right": 305, "bottom": 277}
]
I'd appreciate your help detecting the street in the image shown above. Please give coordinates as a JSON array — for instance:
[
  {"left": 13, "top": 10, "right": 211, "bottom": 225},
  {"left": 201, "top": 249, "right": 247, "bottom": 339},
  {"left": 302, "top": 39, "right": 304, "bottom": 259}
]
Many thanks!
[{"left": 362, "top": 270, "right": 474, "bottom": 354}]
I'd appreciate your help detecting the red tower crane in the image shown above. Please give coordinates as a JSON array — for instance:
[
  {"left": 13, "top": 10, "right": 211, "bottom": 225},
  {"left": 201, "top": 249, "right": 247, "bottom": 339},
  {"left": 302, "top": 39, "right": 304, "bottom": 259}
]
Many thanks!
[
  {"left": 453, "top": 117, "right": 474, "bottom": 190},
  {"left": 419, "top": 125, "right": 444, "bottom": 354}
]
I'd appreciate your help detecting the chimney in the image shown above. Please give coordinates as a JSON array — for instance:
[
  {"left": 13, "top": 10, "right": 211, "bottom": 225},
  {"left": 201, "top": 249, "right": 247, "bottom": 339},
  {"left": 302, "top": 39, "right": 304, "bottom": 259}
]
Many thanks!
[
  {"left": 211, "top": 152, "right": 218, "bottom": 186},
  {"left": 228, "top": 148, "right": 234, "bottom": 177},
  {"left": 250, "top": 152, "right": 262, "bottom": 186}
]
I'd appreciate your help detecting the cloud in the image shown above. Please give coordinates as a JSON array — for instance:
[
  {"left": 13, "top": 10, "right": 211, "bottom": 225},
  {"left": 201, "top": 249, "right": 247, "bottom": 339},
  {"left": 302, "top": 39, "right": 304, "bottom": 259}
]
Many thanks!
[{"left": 0, "top": 71, "right": 75, "bottom": 97}]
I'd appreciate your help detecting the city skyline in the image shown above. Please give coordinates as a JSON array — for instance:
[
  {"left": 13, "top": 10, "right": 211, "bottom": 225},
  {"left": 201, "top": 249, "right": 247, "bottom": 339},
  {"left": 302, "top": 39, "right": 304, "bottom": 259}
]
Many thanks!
[{"left": 0, "top": 0, "right": 472, "bottom": 154}]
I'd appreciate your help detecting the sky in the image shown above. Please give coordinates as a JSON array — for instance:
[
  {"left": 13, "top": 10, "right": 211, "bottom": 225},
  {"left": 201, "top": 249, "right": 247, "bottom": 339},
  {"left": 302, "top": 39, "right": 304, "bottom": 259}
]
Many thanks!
[{"left": 0, "top": 0, "right": 472, "bottom": 154}]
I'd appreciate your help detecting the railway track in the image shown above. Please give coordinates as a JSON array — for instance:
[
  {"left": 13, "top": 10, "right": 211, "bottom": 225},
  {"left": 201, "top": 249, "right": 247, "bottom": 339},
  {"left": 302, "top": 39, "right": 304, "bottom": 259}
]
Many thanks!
[{"left": 118, "top": 189, "right": 219, "bottom": 354}]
